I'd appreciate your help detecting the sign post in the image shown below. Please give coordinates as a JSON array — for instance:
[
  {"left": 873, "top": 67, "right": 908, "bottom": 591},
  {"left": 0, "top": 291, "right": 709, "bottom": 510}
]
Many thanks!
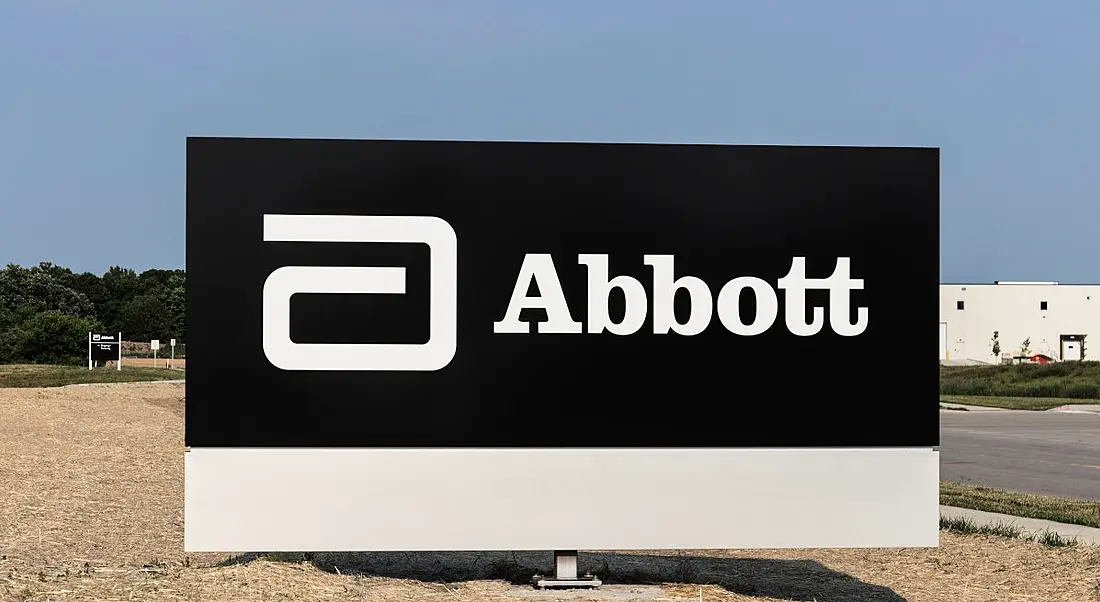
[
  {"left": 170, "top": 338, "right": 177, "bottom": 369},
  {"left": 88, "top": 332, "right": 122, "bottom": 371},
  {"left": 185, "top": 137, "right": 941, "bottom": 582},
  {"left": 151, "top": 340, "right": 160, "bottom": 366}
]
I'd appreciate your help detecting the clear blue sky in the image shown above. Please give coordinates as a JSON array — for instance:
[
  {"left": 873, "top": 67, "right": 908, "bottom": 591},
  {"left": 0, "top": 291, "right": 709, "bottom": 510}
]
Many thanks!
[{"left": 1, "top": 1, "right": 1097, "bottom": 283}]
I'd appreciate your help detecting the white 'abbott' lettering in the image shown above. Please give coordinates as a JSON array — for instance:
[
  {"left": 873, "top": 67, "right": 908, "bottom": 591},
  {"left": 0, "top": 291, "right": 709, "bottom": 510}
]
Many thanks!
[
  {"left": 493, "top": 255, "right": 868, "bottom": 336},
  {"left": 261, "top": 214, "right": 458, "bottom": 371}
]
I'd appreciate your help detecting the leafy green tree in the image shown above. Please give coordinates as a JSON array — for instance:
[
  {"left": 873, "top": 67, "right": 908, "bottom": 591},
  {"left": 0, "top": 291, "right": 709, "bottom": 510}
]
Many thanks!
[
  {"left": 119, "top": 294, "right": 174, "bottom": 342},
  {"left": 0, "top": 299, "right": 25, "bottom": 362},
  {"left": 0, "top": 262, "right": 187, "bottom": 363},
  {"left": 0, "top": 263, "right": 96, "bottom": 318},
  {"left": 99, "top": 266, "right": 141, "bottom": 331},
  {"left": 138, "top": 268, "right": 186, "bottom": 342},
  {"left": 69, "top": 271, "right": 109, "bottom": 319},
  {"left": 7, "top": 311, "right": 101, "bottom": 365},
  {"left": 161, "top": 271, "right": 185, "bottom": 343}
]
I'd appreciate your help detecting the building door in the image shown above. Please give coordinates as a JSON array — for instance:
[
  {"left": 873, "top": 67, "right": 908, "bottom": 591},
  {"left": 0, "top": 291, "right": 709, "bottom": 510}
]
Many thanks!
[
  {"left": 939, "top": 322, "right": 947, "bottom": 360},
  {"left": 1062, "top": 340, "right": 1081, "bottom": 361}
]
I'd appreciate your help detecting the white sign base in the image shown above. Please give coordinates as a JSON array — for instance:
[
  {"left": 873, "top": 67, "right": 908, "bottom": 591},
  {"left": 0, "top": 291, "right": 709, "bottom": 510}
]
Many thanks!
[{"left": 184, "top": 447, "right": 939, "bottom": 552}]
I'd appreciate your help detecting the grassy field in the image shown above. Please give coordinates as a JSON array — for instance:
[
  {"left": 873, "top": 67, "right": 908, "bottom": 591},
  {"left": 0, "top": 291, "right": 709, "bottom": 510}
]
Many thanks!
[
  {"left": 0, "top": 363, "right": 183, "bottom": 388},
  {"left": 940, "top": 362, "right": 1100, "bottom": 409},
  {"left": 941, "top": 481, "right": 1100, "bottom": 529},
  {"left": 2, "top": 382, "right": 1098, "bottom": 601},
  {"left": 939, "top": 395, "right": 1076, "bottom": 410},
  {"left": 940, "top": 362, "right": 1100, "bottom": 399}
]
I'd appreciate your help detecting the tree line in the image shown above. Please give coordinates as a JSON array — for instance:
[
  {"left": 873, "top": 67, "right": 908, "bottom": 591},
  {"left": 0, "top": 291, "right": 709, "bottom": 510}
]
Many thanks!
[{"left": 0, "top": 262, "right": 185, "bottom": 365}]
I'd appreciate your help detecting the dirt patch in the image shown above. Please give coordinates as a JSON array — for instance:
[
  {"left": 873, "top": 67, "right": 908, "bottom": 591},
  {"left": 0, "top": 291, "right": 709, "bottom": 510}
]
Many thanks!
[
  {"left": 143, "top": 394, "right": 185, "bottom": 418},
  {"left": 1, "top": 382, "right": 1098, "bottom": 601},
  {"left": 0, "top": 382, "right": 191, "bottom": 571},
  {"left": 119, "top": 357, "right": 186, "bottom": 369}
]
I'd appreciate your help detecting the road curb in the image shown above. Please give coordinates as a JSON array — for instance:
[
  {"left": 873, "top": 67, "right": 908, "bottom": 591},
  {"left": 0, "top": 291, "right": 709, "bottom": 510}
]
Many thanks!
[{"left": 941, "top": 505, "right": 1100, "bottom": 545}]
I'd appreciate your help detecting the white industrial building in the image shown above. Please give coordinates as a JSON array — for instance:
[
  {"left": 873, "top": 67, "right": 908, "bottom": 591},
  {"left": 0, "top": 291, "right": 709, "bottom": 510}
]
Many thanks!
[{"left": 939, "top": 281, "right": 1098, "bottom": 364}]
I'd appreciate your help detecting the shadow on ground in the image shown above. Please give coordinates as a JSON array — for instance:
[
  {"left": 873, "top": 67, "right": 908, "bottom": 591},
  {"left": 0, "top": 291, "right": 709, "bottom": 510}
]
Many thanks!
[{"left": 218, "top": 550, "right": 905, "bottom": 601}]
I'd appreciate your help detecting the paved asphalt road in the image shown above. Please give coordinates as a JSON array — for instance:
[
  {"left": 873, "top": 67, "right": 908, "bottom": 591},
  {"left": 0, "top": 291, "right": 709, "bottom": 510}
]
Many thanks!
[{"left": 940, "top": 409, "right": 1100, "bottom": 500}]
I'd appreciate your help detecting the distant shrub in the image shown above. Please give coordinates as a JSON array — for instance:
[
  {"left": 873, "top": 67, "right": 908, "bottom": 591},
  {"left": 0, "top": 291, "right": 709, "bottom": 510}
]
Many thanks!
[{"left": 0, "top": 311, "right": 102, "bottom": 366}]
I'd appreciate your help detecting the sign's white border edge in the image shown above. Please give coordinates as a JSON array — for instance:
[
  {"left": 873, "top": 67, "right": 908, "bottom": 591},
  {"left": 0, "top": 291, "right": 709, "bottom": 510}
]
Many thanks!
[{"left": 184, "top": 447, "right": 939, "bottom": 552}]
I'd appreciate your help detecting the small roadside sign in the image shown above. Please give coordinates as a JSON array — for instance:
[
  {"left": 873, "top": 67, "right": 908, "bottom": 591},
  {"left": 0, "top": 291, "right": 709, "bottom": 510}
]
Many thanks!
[{"left": 88, "top": 332, "right": 122, "bottom": 371}]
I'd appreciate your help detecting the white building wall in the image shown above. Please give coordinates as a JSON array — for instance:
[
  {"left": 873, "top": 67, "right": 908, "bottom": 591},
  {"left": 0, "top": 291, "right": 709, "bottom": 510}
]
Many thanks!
[{"left": 939, "top": 282, "right": 1100, "bottom": 364}]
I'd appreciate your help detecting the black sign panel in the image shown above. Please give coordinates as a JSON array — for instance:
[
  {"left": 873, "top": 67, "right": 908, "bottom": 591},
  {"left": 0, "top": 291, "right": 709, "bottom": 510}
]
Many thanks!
[
  {"left": 186, "top": 138, "right": 939, "bottom": 449},
  {"left": 89, "top": 332, "right": 120, "bottom": 362}
]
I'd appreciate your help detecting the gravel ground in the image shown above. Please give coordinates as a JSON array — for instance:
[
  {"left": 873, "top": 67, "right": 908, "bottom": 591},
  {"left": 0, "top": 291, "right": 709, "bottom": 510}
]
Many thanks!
[{"left": 1, "top": 381, "right": 1098, "bottom": 601}]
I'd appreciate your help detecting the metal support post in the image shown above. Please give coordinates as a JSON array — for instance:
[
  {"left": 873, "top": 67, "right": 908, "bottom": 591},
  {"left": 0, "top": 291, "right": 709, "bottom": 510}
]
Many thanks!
[{"left": 532, "top": 550, "right": 601, "bottom": 589}]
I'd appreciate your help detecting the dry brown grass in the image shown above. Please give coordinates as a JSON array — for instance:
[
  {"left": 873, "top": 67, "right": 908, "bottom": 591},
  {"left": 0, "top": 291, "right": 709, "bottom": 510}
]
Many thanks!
[{"left": 1, "top": 383, "right": 1098, "bottom": 601}]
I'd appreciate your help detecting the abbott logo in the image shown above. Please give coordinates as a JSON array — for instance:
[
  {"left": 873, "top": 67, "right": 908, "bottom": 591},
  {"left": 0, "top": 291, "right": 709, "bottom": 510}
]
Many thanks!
[
  {"left": 261, "top": 214, "right": 458, "bottom": 371},
  {"left": 494, "top": 254, "right": 869, "bottom": 337}
]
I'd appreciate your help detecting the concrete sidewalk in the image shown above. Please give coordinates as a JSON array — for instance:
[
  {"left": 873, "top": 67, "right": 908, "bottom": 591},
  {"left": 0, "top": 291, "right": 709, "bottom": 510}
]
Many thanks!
[
  {"left": 1049, "top": 404, "right": 1100, "bottom": 414},
  {"left": 940, "top": 401, "right": 1100, "bottom": 414},
  {"left": 939, "top": 402, "right": 1010, "bottom": 412},
  {"left": 941, "top": 505, "right": 1100, "bottom": 545}
]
